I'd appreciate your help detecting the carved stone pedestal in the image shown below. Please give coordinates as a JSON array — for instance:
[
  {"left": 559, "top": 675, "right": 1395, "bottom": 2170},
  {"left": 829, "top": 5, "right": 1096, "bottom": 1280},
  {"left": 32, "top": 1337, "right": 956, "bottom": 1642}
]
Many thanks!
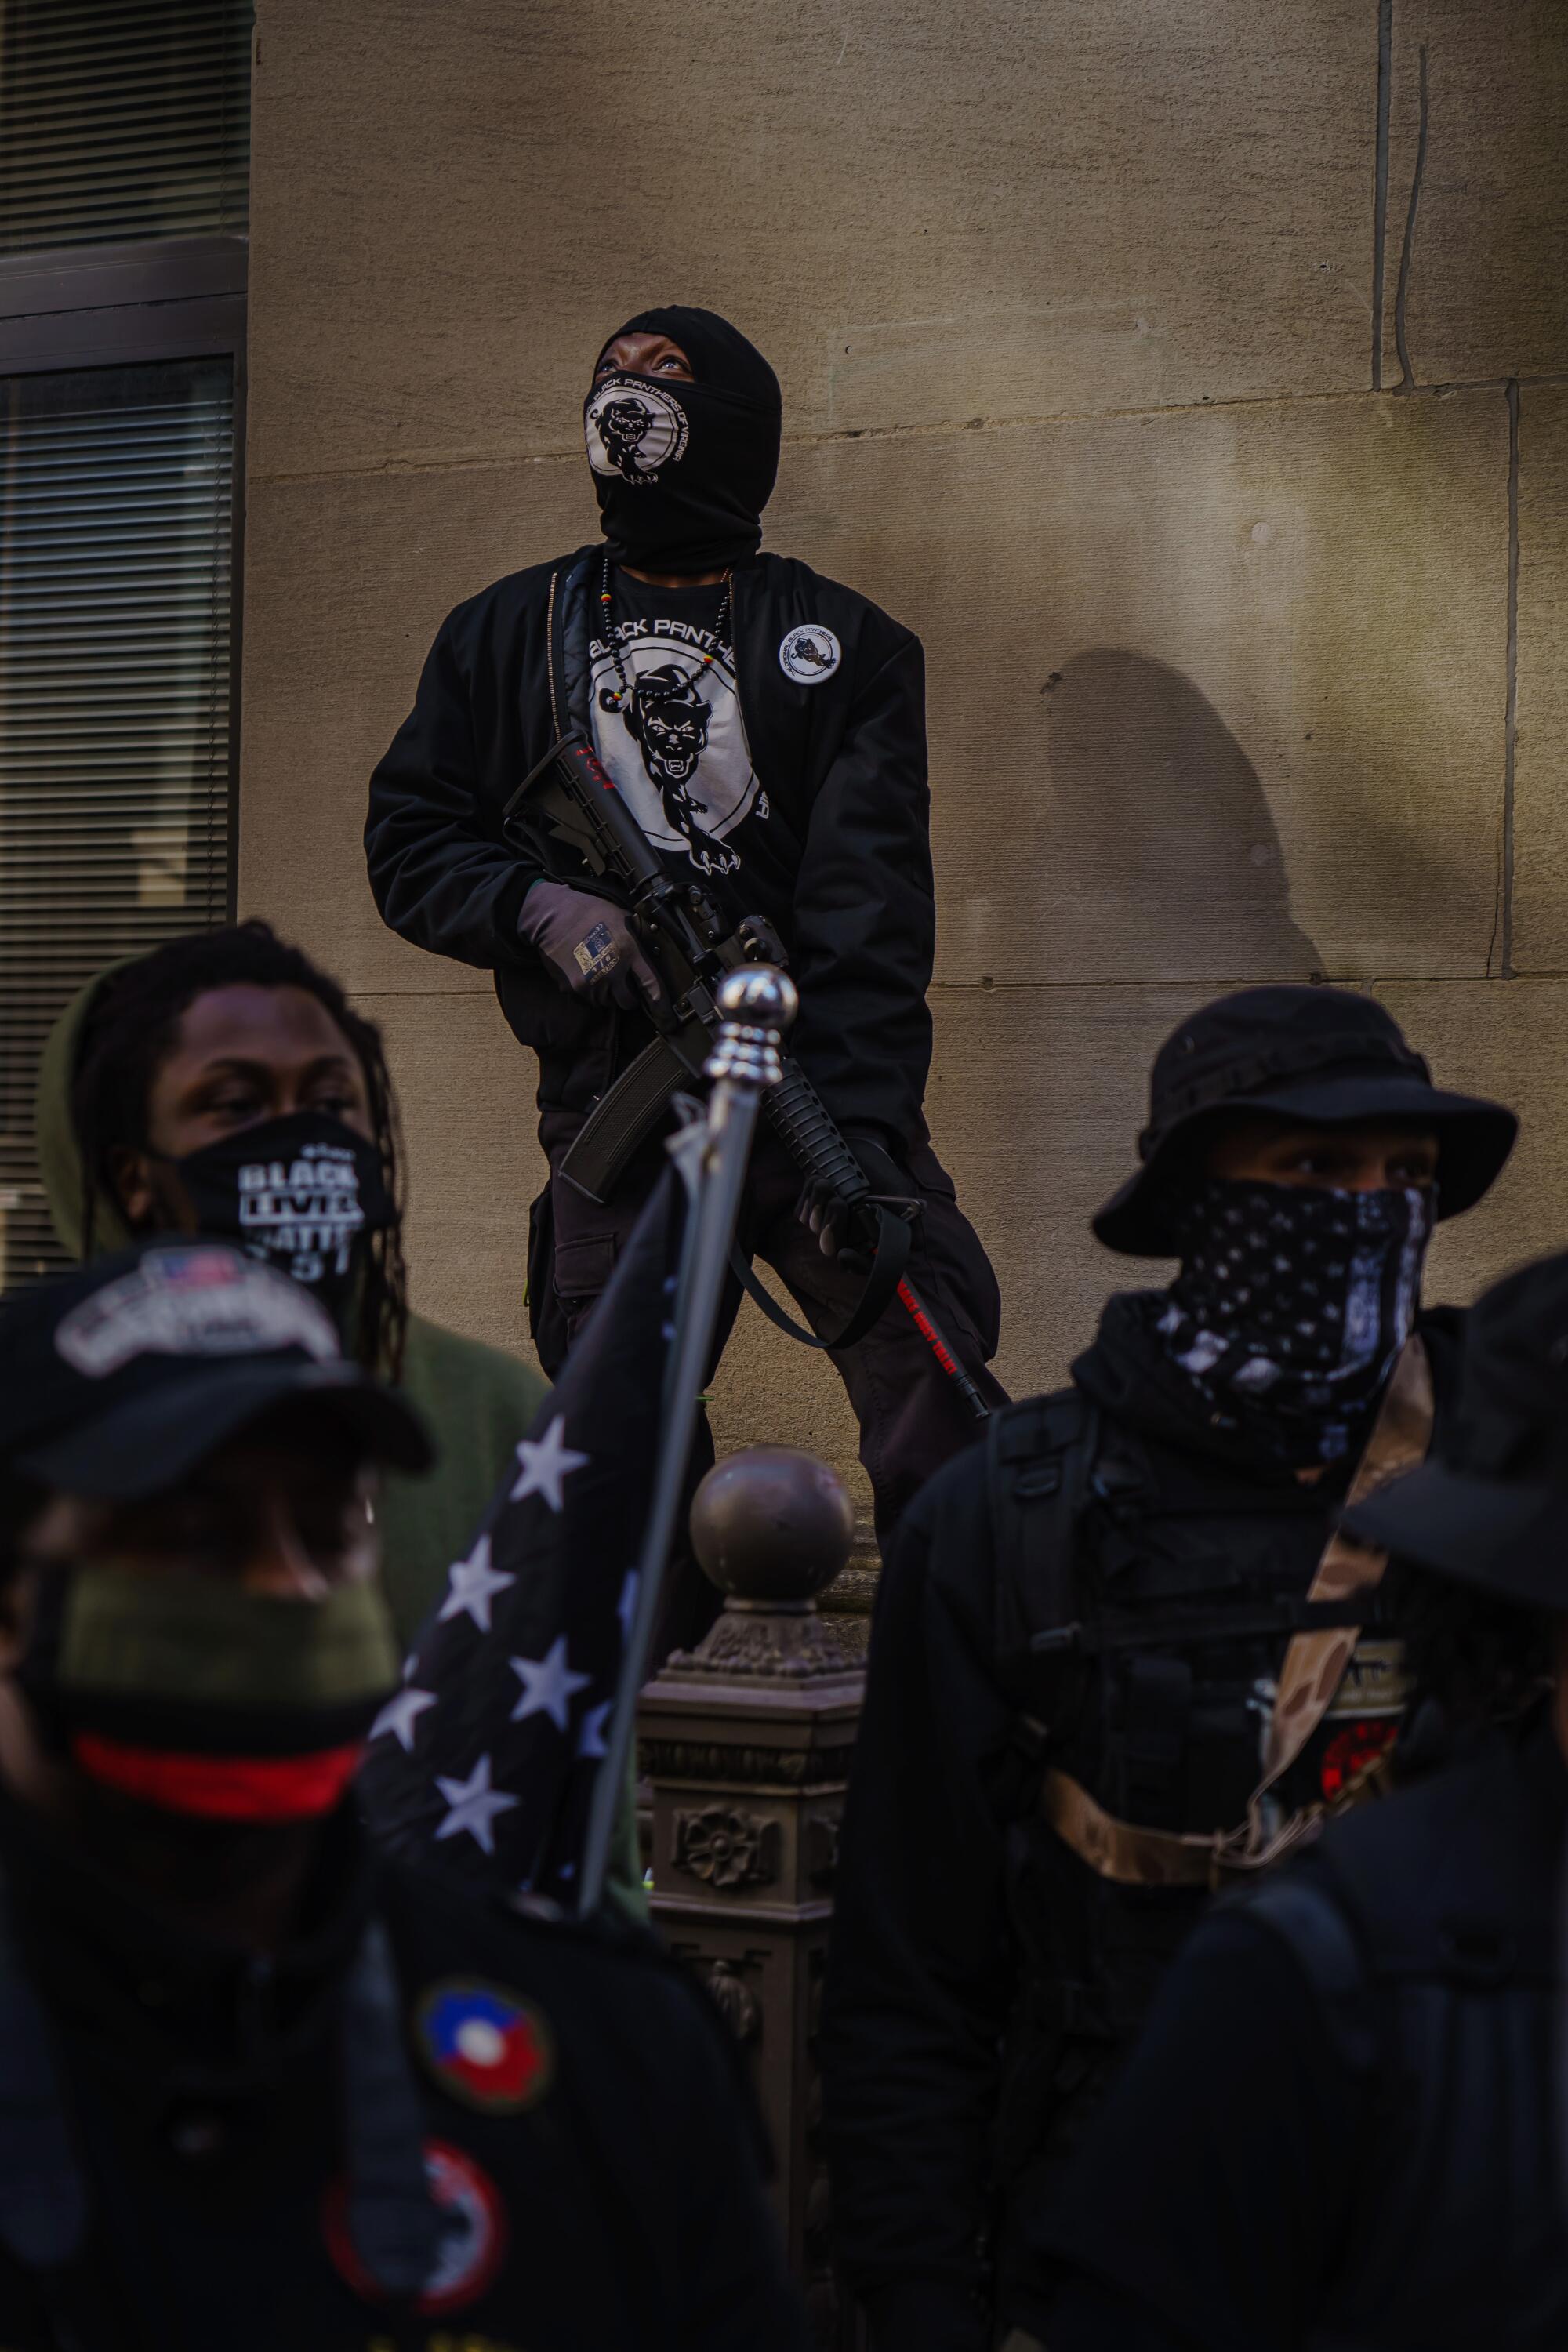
[{"left": 638, "top": 1446, "right": 865, "bottom": 2348}]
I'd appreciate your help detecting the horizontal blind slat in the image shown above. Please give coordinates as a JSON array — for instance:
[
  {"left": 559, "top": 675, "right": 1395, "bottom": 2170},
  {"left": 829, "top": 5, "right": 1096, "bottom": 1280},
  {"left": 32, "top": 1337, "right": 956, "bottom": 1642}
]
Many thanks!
[{"left": 0, "top": 0, "right": 252, "bottom": 252}]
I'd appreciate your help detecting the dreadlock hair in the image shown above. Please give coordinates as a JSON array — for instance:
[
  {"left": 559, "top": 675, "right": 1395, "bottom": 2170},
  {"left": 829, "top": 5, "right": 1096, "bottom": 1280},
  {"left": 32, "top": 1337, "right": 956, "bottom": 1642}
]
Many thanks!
[{"left": 71, "top": 922, "right": 409, "bottom": 1380}]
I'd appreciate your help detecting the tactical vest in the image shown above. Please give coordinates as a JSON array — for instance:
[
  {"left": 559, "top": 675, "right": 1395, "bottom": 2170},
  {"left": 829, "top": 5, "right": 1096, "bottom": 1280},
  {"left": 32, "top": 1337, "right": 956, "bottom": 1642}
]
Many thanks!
[
  {"left": 1240, "top": 1733, "right": 1568, "bottom": 2350},
  {"left": 986, "top": 1390, "right": 1408, "bottom": 2216}
]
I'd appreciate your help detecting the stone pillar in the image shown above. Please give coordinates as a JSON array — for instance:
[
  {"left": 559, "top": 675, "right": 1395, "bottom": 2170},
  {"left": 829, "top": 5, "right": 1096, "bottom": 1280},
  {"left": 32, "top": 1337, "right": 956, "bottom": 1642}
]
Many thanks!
[{"left": 637, "top": 1445, "right": 865, "bottom": 2347}]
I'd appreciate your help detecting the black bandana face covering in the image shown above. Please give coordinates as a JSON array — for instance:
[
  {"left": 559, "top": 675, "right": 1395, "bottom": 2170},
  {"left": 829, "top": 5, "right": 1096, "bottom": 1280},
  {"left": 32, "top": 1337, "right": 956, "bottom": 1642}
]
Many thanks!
[
  {"left": 1157, "top": 1178, "right": 1434, "bottom": 1464},
  {"left": 583, "top": 304, "right": 781, "bottom": 574},
  {"left": 163, "top": 1112, "right": 393, "bottom": 1325}
]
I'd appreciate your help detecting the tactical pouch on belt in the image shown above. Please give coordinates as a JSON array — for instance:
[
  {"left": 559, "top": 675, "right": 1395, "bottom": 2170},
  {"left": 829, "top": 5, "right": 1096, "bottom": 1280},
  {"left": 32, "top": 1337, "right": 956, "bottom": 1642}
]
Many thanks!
[{"left": 1033, "top": 1337, "right": 1436, "bottom": 1889}]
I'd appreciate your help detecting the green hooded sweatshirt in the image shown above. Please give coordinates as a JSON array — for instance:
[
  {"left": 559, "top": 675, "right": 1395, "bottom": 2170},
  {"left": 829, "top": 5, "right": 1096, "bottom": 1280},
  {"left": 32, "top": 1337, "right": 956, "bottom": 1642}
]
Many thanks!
[{"left": 32, "top": 971, "right": 646, "bottom": 1918}]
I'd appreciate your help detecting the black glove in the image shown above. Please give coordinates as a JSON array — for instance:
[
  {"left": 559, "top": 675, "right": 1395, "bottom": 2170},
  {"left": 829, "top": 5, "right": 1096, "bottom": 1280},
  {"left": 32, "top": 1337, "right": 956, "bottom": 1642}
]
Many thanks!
[
  {"left": 519, "top": 880, "right": 665, "bottom": 1011},
  {"left": 795, "top": 1132, "right": 919, "bottom": 1261}
]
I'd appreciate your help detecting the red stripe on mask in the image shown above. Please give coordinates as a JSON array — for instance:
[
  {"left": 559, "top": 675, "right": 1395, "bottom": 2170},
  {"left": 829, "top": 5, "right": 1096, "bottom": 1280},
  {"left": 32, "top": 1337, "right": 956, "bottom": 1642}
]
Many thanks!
[{"left": 71, "top": 1733, "right": 364, "bottom": 1820}]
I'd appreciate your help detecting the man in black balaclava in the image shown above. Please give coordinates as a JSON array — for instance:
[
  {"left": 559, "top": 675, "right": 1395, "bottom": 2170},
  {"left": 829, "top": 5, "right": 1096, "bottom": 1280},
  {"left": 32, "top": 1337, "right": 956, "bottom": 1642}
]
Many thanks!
[
  {"left": 366, "top": 306, "right": 1006, "bottom": 1640},
  {"left": 820, "top": 984, "right": 1519, "bottom": 2352}
]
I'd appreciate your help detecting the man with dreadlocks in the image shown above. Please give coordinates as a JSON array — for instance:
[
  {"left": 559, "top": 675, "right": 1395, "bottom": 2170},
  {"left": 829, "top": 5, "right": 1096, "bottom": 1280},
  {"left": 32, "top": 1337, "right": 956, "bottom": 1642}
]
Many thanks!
[
  {"left": 32, "top": 922, "right": 548, "bottom": 1651},
  {"left": 365, "top": 306, "right": 1007, "bottom": 1626}
]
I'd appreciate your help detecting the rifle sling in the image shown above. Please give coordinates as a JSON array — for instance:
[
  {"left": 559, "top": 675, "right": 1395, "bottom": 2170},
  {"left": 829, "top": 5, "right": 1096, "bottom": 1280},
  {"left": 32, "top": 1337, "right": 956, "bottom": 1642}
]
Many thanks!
[
  {"left": 728, "top": 1205, "right": 912, "bottom": 1352},
  {"left": 1040, "top": 1334, "right": 1436, "bottom": 1888},
  {"left": 1047, "top": 1592, "right": 1375, "bottom": 1657}
]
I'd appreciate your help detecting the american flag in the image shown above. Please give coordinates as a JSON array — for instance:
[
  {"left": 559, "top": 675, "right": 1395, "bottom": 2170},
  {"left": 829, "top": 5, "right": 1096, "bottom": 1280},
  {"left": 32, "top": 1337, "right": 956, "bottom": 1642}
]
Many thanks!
[{"left": 358, "top": 1168, "right": 687, "bottom": 1904}]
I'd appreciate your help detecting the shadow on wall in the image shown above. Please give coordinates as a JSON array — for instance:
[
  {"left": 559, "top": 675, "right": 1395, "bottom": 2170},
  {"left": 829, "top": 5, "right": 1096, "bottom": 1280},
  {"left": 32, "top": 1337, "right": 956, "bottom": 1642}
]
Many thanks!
[{"left": 1039, "top": 648, "right": 1324, "bottom": 982}]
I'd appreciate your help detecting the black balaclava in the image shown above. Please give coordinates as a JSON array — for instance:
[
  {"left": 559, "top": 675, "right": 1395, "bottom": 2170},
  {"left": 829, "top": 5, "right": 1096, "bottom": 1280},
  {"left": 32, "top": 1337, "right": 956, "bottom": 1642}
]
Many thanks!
[
  {"left": 584, "top": 304, "right": 781, "bottom": 575},
  {"left": 1156, "top": 1178, "right": 1433, "bottom": 1465}
]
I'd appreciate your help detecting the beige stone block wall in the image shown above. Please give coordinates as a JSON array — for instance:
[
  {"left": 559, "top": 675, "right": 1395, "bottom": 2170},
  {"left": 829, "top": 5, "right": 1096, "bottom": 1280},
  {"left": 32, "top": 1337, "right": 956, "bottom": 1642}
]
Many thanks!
[
  {"left": 1513, "top": 384, "right": 1568, "bottom": 972},
  {"left": 241, "top": 0, "right": 1568, "bottom": 1501},
  {"left": 1381, "top": 0, "right": 1568, "bottom": 390}
]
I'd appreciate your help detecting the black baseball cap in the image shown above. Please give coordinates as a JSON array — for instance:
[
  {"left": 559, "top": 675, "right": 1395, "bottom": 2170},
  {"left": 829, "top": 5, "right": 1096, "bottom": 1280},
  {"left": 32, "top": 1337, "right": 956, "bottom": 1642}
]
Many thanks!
[
  {"left": 1093, "top": 985, "right": 1517, "bottom": 1256},
  {"left": 1341, "top": 1249, "right": 1568, "bottom": 1613},
  {"left": 0, "top": 1240, "right": 432, "bottom": 1501}
]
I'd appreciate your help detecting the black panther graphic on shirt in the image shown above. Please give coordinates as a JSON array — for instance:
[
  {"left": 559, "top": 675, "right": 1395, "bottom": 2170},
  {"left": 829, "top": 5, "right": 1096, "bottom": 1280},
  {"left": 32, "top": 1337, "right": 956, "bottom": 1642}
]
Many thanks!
[{"left": 589, "top": 572, "right": 768, "bottom": 880}]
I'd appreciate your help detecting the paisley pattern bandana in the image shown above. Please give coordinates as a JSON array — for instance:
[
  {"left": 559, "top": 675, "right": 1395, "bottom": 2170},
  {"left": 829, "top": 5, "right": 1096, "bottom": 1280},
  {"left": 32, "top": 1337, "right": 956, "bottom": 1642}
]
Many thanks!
[{"left": 1157, "top": 1178, "right": 1434, "bottom": 1464}]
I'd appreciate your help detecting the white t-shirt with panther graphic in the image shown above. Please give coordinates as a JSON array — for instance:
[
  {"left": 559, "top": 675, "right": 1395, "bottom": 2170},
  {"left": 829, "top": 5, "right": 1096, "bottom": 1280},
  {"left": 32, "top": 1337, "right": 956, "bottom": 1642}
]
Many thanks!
[{"left": 587, "top": 572, "right": 768, "bottom": 881}]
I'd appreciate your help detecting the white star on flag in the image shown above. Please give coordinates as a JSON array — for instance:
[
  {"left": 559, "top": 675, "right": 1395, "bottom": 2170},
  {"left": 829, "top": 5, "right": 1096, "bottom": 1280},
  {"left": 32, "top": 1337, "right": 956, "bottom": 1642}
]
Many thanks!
[
  {"left": 510, "top": 1417, "right": 591, "bottom": 1511},
  {"left": 434, "top": 1754, "right": 520, "bottom": 1855},
  {"left": 577, "top": 1700, "right": 612, "bottom": 1761},
  {"left": 369, "top": 1685, "right": 437, "bottom": 1754},
  {"left": 509, "top": 1635, "right": 593, "bottom": 1733},
  {"left": 437, "top": 1533, "right": 514, "bottom": 1633}
]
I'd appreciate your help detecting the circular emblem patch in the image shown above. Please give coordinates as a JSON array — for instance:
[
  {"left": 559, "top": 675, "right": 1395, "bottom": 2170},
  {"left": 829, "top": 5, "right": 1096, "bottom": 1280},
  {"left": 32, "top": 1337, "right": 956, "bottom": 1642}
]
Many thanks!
[
  {"left": 585, "top": 377, "right": 689, "bottom": 481},
  {"left": 779, "top": 624, "right": 841, "bottom": 684},
  {"left": 323, "top": 2138, "right": 508, "bottom": 2314},
  {"left": 416, "top": 1980, "right": 554, "bottom": 2114}
]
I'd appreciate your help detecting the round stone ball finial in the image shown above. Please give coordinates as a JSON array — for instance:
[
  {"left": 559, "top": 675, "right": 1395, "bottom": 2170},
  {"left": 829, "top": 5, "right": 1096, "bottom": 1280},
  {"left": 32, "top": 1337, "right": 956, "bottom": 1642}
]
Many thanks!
[
  {"left": 691, "top": 1446, "right": 855, "bottom": 1606},
  {"left": 715, "top": 965, "right": 798, "bottom": 1034}
]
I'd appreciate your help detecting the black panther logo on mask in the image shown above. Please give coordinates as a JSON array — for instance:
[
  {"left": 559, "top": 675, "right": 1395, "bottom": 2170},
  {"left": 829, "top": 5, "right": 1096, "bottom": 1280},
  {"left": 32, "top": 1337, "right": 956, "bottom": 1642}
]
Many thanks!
[
  {"left": 585, "top": 377, "right": 690, "bottom": 482},
  {"left": 602, "top": 666, "right": 740, "bottom": 877},
  {"left": 597, "top": 396, "right": 657, "bottom": 480}
]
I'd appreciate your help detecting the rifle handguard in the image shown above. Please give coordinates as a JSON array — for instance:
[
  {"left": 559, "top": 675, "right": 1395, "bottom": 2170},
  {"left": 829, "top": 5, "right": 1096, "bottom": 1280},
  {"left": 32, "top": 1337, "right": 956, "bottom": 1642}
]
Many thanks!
[{"left": 763, "top": 1063, "right": 873, "bottom": 1212}]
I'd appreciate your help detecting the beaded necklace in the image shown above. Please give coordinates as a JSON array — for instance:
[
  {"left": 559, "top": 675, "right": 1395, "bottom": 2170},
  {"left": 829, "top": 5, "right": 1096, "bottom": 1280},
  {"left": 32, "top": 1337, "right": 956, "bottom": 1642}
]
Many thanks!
[{"left": 598, "top": 551, "right": 732, "bottom": 715}]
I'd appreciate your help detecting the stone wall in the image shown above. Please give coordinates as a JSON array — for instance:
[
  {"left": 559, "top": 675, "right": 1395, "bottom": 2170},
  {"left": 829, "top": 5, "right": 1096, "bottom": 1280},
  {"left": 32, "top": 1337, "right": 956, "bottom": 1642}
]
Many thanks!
[{"left": 241, "top": 0, "right": 1568, "bottom": 1504}]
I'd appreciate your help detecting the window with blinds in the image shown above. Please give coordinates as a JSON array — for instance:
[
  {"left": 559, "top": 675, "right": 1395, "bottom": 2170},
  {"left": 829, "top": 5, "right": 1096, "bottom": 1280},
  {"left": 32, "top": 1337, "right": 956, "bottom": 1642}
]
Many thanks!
[
  {"left": 0, "top": 359, "right": 235, "bottom": 1289},
  {"left": 0, "top": 0, "right": 252, "bottom": 256}
]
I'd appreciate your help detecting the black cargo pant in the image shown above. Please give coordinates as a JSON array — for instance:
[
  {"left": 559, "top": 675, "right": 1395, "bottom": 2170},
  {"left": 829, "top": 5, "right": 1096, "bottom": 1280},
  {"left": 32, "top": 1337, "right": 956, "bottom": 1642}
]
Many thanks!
[{"left": 528, "top": 1108, "right": 1007, "bottom": 1649}]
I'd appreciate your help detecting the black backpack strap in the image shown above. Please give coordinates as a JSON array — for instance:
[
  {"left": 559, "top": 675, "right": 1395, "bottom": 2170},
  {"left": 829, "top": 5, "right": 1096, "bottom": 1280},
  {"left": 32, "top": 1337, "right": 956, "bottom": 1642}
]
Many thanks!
[
  {"left": 339, "top": 1917, "right": 444, "bottom": 2311},
  {"left": 0, "top": 1880, "right": 86, "bottom": 2277},
  {"left": 989, "top": 1389, "right": 1100, "bottom": 1714}
]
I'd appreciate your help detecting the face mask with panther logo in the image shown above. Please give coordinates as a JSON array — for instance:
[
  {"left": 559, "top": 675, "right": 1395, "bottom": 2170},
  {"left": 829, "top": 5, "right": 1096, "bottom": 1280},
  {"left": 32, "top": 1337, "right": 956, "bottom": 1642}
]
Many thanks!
[{"left": 583, "top": 304, "right": 781, "bottom": 574}]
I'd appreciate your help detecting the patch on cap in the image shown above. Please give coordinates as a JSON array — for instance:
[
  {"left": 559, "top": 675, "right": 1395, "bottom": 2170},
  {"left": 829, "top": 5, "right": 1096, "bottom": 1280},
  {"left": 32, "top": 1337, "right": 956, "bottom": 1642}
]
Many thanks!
[
  {"left": 55, "top": 1246, "right": 339, "bottom": 1378},
  {"left": 779, "top": 624, "right": 841, "bottom": 684}
]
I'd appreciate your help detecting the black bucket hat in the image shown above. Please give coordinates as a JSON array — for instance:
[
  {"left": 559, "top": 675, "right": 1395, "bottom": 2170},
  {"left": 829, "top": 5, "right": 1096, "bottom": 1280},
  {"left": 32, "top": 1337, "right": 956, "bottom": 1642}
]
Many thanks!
[
  {"left": 1093, "top": 985, "right": 1517, "bottom": 1257},
  {"left": 1341, "top": 1249, "right": 1568, "bottom": 1613},
  {"left": 0, "top": 1240, "right": 431, "bottom": 1501}
]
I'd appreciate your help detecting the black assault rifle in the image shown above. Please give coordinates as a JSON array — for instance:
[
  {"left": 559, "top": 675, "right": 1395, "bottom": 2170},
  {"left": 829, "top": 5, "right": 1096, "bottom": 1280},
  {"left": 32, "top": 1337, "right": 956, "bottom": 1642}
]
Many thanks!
[{"left": 503, "top": 733, "right": 989, "bottom": 1419}]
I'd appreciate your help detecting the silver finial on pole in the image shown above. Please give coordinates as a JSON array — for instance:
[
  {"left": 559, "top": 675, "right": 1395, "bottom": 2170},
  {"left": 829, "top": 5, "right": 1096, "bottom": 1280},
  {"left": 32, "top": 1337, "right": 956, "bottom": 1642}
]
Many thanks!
[
  {"left": 577, "top": 966, "right": 793, "bottom": 1918},
  {"left": 705, "top": 967, "right": 797, "bottom": 1087}
]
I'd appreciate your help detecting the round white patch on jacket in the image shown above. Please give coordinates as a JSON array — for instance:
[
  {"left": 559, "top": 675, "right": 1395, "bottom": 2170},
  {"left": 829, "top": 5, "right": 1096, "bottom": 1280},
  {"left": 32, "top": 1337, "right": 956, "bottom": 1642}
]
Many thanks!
[{"left": 779, "top": 624, "right": 842, "bottom": 684}]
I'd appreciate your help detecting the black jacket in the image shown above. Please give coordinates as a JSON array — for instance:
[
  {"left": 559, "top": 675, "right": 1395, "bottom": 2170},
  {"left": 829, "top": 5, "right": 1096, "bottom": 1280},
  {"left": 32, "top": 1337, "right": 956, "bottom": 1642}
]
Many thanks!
[
  {"left": 819, "top": 1294, "right": 1463, "bottom": 2352},
  {"left": 0, "top": 1799, "right": 808, "bottom": 2352},
  {"left": 365, "top": 545, "right": 935, "bottom": 1142},
  {"left": 1029, "top": 1715, "right": 1568, "bottom": 2352}
]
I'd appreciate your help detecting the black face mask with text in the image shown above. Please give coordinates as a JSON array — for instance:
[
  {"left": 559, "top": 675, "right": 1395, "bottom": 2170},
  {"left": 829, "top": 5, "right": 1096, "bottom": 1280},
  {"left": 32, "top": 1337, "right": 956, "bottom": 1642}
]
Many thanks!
[
  {"left": 1156, "top": 1177, "right": 1434, "bottom": 1465},
  {"left": 162, "top": 1112, "right": 394, "bottom": 1330},
  {"left": 584, "top": 304, "right": 782, "bottom": 574}
]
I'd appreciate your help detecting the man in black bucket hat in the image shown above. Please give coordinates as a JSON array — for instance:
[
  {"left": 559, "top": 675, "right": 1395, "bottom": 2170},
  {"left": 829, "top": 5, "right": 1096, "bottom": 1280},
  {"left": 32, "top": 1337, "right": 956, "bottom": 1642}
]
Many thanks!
[
  {"left": 822, "top": 983, "right": 1517, "bottom": 2352},
  {"left": 0, "top": 1240, "right": 808, "bottom": 2349},
  {"left": 1014, "top": 1247, "right": 1568, "bottom": 2352}
]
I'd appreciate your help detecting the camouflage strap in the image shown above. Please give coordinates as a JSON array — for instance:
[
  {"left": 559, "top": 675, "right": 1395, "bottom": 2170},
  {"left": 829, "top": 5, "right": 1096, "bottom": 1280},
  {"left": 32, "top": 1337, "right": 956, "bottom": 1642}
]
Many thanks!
[
  {"left": 1040, "top": 1765, "right": 1225, "bottom": 1887},
  {"left": 1041, "top": 1334, "right": 1435, "bottom": 1889}
]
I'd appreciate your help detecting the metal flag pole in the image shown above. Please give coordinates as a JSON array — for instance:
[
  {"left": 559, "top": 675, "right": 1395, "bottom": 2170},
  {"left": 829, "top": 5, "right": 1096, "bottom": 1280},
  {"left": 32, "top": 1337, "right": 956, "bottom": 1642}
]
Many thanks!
[{"left": 577, "top": 965, "right": 794, "bottom": 1918}]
